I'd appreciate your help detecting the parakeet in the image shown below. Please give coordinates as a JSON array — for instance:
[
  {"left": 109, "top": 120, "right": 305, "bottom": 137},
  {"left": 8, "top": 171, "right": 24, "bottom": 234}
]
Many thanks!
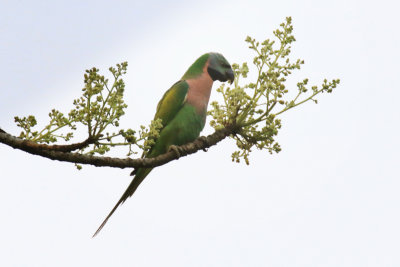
[{"left": 93, "top": 52, "right": 234, "bottom": 236}]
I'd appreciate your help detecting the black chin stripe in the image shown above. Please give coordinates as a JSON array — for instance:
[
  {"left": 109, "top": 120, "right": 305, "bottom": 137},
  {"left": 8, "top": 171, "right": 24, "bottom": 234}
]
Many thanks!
[{"left": 207, "top": 66, "right": 225, "bottom": 82}]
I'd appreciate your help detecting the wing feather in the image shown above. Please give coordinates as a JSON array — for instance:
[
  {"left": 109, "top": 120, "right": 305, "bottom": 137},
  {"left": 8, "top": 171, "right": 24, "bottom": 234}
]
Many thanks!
[{"left": 154, "top": 80, "right": 189, "bottom": 128}]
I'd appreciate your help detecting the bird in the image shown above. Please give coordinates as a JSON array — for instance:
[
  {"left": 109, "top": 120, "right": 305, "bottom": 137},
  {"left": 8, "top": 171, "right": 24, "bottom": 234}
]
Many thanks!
[{"left": 93, "top": 52, "right": 234, "bottom": 236}]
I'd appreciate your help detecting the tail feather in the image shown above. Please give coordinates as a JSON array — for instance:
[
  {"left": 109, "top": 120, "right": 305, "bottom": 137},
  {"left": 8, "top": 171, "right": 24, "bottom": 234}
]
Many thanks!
[{"left": 92, "top": 168, "right": 152, "bottom": 237}]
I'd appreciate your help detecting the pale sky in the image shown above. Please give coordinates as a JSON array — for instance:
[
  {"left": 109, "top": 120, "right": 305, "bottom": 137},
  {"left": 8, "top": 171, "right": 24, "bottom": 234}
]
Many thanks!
[{"left": 1, "top": 0, "right": 399, "bottom": 266}]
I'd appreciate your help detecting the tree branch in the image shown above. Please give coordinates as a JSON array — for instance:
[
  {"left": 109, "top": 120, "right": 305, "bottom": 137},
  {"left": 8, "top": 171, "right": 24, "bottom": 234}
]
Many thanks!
[{"left": 0, "top": 126, "right": 235, "bottom": 170}]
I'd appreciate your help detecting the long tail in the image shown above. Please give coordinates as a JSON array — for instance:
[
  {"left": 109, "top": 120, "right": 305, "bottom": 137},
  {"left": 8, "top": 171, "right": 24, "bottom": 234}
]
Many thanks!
[{"left": 92, "top": 168, "right": 153, "bottom": 237}]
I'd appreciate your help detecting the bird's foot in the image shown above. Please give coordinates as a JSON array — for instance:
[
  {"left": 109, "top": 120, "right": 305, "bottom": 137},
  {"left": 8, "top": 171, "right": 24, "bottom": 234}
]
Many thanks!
[
  {"left": 168, "top": 145, "right": 183, "bottom": 158},
  {"left": 198, "top": 136, "right": 210, "bottom": 152}
]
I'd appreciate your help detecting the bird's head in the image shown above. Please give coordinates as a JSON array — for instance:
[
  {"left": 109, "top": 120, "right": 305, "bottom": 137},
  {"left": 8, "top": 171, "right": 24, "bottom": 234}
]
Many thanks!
[{"left": 207, "top": 52, "right": 235, "bottom": 84}]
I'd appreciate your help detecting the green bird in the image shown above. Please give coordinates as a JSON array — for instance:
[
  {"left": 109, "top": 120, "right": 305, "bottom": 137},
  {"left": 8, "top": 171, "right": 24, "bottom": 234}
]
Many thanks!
[{"left": 93, "top": 52, "right": 234, "bottom": 236}]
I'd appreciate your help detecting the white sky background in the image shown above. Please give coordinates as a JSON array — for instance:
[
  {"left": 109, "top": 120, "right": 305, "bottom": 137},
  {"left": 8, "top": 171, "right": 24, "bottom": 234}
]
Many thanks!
[{"left": 1, "top": 0, "right": 399, "bottom": 266}]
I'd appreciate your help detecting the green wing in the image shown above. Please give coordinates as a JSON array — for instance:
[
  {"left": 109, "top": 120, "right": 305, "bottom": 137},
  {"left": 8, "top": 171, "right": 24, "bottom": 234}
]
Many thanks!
[{"left": 154, "top": 80, "right": 189, "bottom": 128}]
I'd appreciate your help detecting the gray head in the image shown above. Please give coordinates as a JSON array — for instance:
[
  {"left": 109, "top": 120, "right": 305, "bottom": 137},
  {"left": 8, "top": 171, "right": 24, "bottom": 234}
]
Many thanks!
[{"left": 207, "top": 52, "right": 235, "bottom": 83}]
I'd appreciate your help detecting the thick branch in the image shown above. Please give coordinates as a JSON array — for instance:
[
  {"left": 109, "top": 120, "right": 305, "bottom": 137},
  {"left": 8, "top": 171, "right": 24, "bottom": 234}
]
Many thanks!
[{"left": 0, "top": 126, "right": 234, "bottom": 169}]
